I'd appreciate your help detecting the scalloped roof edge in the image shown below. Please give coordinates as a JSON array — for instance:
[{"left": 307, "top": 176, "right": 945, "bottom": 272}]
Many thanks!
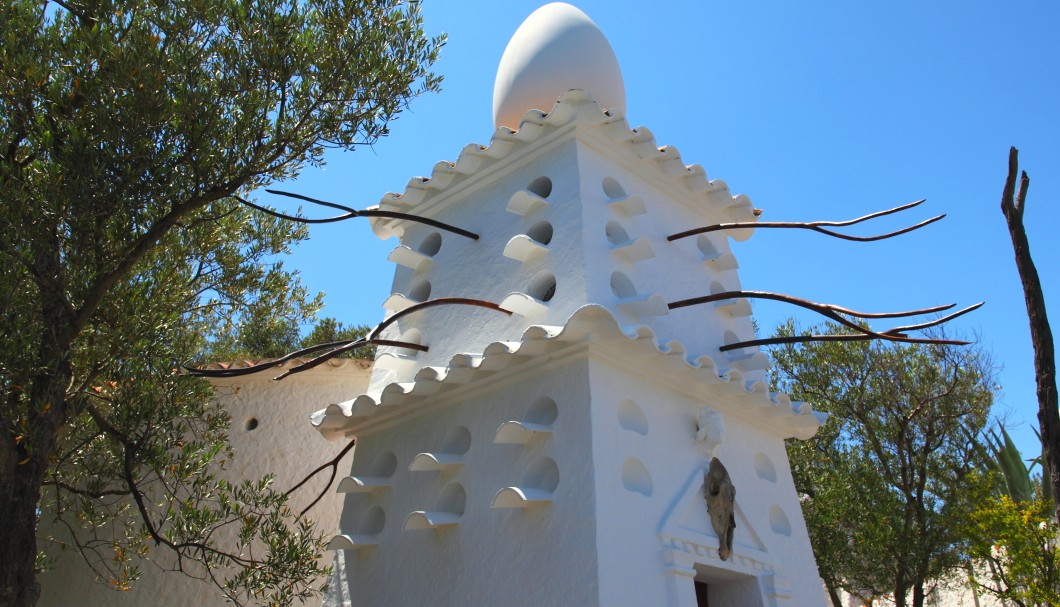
[
  {"left": 367, "top": 89, "right": 758, "bottom": 239},
  {"left": 310, "top": 304, "right": 825, "bottom": 441}
]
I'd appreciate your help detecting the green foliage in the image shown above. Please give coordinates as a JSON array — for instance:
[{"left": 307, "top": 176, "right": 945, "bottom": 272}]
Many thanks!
[
  {"left": 981, "top": 423, "right": 1039, "bottom": 503},
  {"left": 771, "top": 320, "right": 996, "bottom": 607},
  {"left": 0, "top": 0, "right": 442, "bottom": 605},
  {"left": 301, "top": 318, "right": 374, "bottom": 359},
  {"left": 206, "top": 315, "right": 373, "bottom": 362},
  {"left": 964, "top": 494, "right": 1059, "bottom": 607},
  {"left": 967, "top": 424, "right": 1058, "bottom": 606}
]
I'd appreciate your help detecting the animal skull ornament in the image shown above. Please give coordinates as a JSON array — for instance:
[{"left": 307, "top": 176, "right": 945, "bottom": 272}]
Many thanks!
[
  {"left": 695, "top": 406, "right": 723, "bottom": 457},
  {"left": 705, "top": 457, "right": 736, "bottom": 561}
]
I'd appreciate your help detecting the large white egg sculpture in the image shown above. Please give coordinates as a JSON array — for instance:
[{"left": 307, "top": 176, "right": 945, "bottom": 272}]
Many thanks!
[{"left": 493, "top": 2, "right": 626, "bottom": 129}]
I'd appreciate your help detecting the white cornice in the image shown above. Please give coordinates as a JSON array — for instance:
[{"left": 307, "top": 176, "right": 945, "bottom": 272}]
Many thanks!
[
  {"left": 310, "top": 305, "right": 824, "bottom": 441},
  {"left": 367, "top": 90, "right": 758, "bottom": 240}
]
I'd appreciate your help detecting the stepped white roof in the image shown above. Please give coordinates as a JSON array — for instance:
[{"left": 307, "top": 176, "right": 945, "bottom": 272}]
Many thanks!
[
  {"left": 367, "top": 90, "right": 759, "bottom": 241},
  {"left": 311, "top": 305, "right": 825, "bottom": 441}
]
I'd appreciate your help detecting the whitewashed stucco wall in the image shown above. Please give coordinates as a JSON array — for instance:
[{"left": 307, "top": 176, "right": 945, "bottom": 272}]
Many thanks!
[
  {"left": 328, "top": 357, "right": 599, "bottom": 607},
  {"left": 585, "top": 351, "right": 821, "bottom": 607},
  {"left": 38, "top": 361, "right": 370, "bottom": 607}
]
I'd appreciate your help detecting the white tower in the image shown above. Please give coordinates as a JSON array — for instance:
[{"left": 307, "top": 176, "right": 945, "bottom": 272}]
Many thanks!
[{"left": 316, "top": 4, "right": 827, "bottom": 606}]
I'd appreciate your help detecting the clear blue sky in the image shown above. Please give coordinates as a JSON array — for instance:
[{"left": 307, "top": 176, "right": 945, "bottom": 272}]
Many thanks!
[{"left": 278, "top": 1, "right": 1060, "bottom": 462}]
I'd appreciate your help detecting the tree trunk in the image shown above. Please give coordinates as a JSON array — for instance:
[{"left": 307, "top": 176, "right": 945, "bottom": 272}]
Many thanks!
[
  {"left": 825, "top": 582, "right": 843, "bottom": 607},
  {"left": 1, "top": 231, "right": 75, "bottom": 607},
  {"left": 1000, "top": 147, "right": 1060, "bottom": 524},
  {"left": 0, "top": 456, "right": 47, "bottom": 607},
  {"left": 894, "top": 572, "right": 908, "bottom": 607},
  {"left": 1, "top": 374, "right": 67, "bottom": 607}
]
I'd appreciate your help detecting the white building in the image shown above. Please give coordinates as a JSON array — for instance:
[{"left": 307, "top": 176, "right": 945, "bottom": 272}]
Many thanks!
[
  {"left": 315, "top": 4, "right": 828, "bottom": 606},
  {"left": 38, "top": 359, "right": 371, "bottom": 607}
]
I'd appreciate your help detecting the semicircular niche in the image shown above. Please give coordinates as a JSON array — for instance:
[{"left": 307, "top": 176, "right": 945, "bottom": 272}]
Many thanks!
[
  {"left": 418, "top": 232, "right": 442, "bottom": 256},
  {"left": 527, "top": 176, "right": 553, "bottom": 199},
  {"left": 526, "top": 397, "right": 559, "bottom": 425},
  {"left": 527, "top": 271, "right": 557, "bottom": 302},
  {"left": 602, "top": 177, "right": 626, "bottom": 200},
  {"left": 358, "top": 506, "right": 386, "bottom": 535},
  {"left": 524, "top": 457, "right": 560, "bottom": 492},
  {"left": 437, "top": 483, "right": 467, "bottom": 515},
  {"left": 621, "top": 457, "right": 653, "bottom": 496},
  {"left": 769, "top": 505, "right": 792, "bottom": 536},
  {"left": 441, "top": 425, "right": 472, "bottom": 455},
  {"left": 754, "top": 453, "right": 777, "bottom": 483},
  {"left": 617, "top": 399, "right": 648, "bottom": 436}
]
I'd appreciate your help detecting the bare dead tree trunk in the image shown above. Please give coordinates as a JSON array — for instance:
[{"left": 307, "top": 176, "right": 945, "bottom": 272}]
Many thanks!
[
  {"left": 825, "top": 584, "right": 844, "bottom": 607},
  {"left": 1000, "top": 146, "right": 1060, "bottom": 524}
]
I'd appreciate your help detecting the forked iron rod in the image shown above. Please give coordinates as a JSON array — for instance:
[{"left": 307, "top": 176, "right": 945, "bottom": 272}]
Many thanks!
[
  {"left": 187, "top": 339, "right": 424, "bottom": 378},
  {"left": 666, "top": 290, "right": 980, "bottom": 351},
  {"left": 667, "top": 200, "right": 942, "bottom": 242},
  {"left": 232, "top": 190, "right": 480, "bottom": 239},
  {"left": 274, "top": 298, "right": 513, "bottom": 380}
]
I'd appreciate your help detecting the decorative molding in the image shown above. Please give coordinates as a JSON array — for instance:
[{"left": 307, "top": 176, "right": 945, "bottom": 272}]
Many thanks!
[
  {"left": 703, "top": 251, "right": 739, "bottom": 271},
  {"left": 336, "top": 476, "right": 391, "bottom": 494},
  {"left": 491, "top": 487, "right": 554, "bottom": 508},
  {"left": 494, "top": 420, "right": 553, "bottom": 444},
  {"left": 500, "top": 292, "right": 550, "bottom": 318},
  {"left": 506, "top": 190, "right": 549, "bottom": 216},
  {"left": 367, "top": 91, "right": 759, "bottom": 241},
  {"left": 326, "top": 534, "right": 379, "bottom": 551},
  {"left": 616, "top": 294, "right": 670, "bottom": 317},
  {"left": 382, "top": 293, "right": 417, "bottom": 312},
  {"left": 610, "top": 237, "right": 655, "bottom": 263},
  {"left": 311, "top": 306, "right": 825, "bottom": 441},
  {"left": 503, "top": 235, "right": 549, "bottom": 262},
  {"left": 408, "top": 453, "right": 465, "bottom": 472},
  {"left": 607, "top": 194, "right": 646, "bottom": 217},
  {"left": 403, "top": 511, "right": 461, "bottom": 530},
  {"left": 387, "top": 245, "right": 433, "bottom": 271},
  {"left": 695, "top": 407, "right": 723, "bottom": 457}
]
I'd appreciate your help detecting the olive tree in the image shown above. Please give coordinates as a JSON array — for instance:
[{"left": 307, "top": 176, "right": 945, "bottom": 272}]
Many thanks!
[
  {"left": 0, "top": 1, "right": 443, "bottom": 605},
  {"left": 770, "top": 321, "right": 995, "bottom": 607}
]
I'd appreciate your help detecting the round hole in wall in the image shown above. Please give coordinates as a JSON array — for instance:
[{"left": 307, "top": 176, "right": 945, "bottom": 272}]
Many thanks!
[
  {"left": 245, "top": 417, "right": 259, "bottom": 431},
  {"left": 604, "top": 220, "right": 629, "bottom": 246},
  {"left": 723, "top": 330, "right": 742, "bottom": 349},
  {"left": 397, "top": 328, "right": 423, "bottom": 355},
  {"left": 370, "top": 451, "right": 398, "bottom": 478},
  {"left": 755, "top": 453, "right": 777, "bottom": 483},
  {"left": 525, "top": 397, "right": 559, "bottom": 425},
  {"left": 610, "top": 271, "right": 637, "bottom": 299},
  {"left": 617, "top": 399, "right": 649, "bottom": 436},
  {"left": 418, "top": 232, "right": 442, "bottom": 256},
  {"left": 527, "top": 176, "right": 553, "bottom": 199},
  {"left": 437, "top": 483, "right": 467, "bottom": 514},
  {"left": 769, "top": 505, "right": 792, "bottom": 536},
  {"left": 441, "top": 425, "right": 472, "bottom": 455},
  {"left": 526, "top": 221, "right": 554, "bottom": 245},
  {"left": 621, "top": 457, "right": 653, "bottom": 496},
  {"left": 602, "top": 177, "right": 626, "bottom": 200},
  {"left": 358, "top": 506, "right": 386, "bottom": 535},
  {"left": 697, "top": 234, "right": 719, "bottom": 258},
  {"left": 527, "top": 272, "right": 557, "bottom": 302},
  {"left": 408, "top": 279, "right": 432, "bottom": 302},
  {"left": 524, "top": 457, "right": 560, "bottom": 492}
]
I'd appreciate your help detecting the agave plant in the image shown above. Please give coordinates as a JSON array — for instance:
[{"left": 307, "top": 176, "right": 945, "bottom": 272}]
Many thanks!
[{"left": 982, "top": 423, "right": 1050, "bottom": 505}]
